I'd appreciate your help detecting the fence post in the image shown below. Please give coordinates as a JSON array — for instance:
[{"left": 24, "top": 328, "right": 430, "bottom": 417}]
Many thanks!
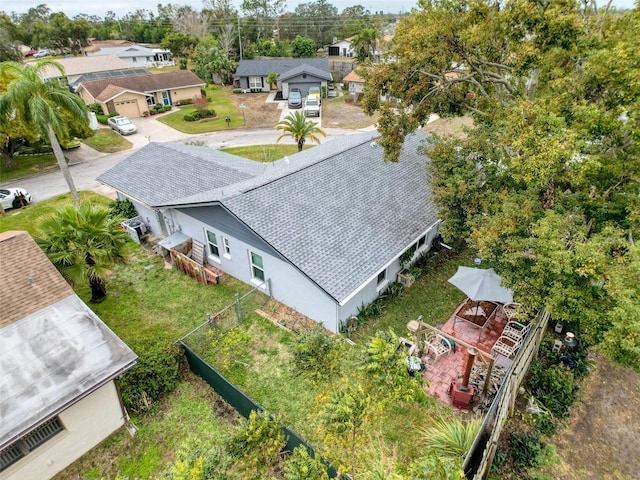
[{"left": 235, "top": 293, "right": 242, "bottom": 324}]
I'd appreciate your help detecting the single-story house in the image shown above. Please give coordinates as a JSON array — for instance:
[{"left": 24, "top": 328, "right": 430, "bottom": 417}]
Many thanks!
[
  {"left": 344, "top": 70, "right": 366, "bottom": 96},
  {"left": 38, "top": 55, "right": 146, "bottom": 91},
  {"left": 328, "top": 39, "right": 354, "bottom": 57},
  {"left": 234, "top": 58, "right": 332, "bottom": 98},
  {"left": 0, "top": 231, "right": 137, "bottom": 480},
  {"left": 77, "top": 70, "right": 206, "bottom": 118},
  {"left": 97, "top": 131, "right": 441, "bottom": 333},
  {"left": 88, "top": 45, "right": 174, "bottom": 68}
]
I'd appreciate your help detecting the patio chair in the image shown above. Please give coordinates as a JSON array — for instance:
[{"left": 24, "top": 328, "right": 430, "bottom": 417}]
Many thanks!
[
  {"left": 501, "top": 320, "right": 532, "bottom": 341},
  {"left": 425, "top": 333, "right": 454, "bottom": 362},
  {"left": 491, "top": 334, "right": 522, "bottom": 359},
  {"left": 502, "top": 302, "right": 522, "bottom": 321}
]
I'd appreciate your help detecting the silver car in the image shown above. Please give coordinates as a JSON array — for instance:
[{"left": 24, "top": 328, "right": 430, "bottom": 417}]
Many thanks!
[
  {"left": 0, "top": 188, "right": 32, "bottom": 210},
  {"left": 108, "top": 116, "right": 138, "bottom": 135},
  {"left": 288, "top": 89, "right": 302, "bottom": 109}
]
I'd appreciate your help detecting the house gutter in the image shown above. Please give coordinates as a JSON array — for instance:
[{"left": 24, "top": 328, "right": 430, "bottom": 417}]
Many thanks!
[{"left": 0, "top": 359, "right": 138, "bottom": 451}]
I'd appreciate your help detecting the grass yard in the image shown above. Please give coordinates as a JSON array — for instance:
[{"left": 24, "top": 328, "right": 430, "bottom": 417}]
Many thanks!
[
  {"left": 83, "top": 128, "right": 133, "bottom": 153},
  {"left": 158, "top": 86, "right": 280, "bottom": 134},
  {"left": 1, "top": 153, "right": 63, "bottom": 182},
  {"left": 221, "top": 144, "right": 312, "bottom": 162}
]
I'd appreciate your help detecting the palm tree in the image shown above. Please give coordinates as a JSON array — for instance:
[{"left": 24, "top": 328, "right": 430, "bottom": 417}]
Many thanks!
[
  {"left": 276, "top": 111, "right": 326, "bottom": 152},
  {"left": 351, "top": 27, "right": 379, "bottom": 61},
  {"left": 37, "top": 203, "right": 130, "bottom": 302},
  {"left": 0, "top": 60, "right": 89, "bottom": 204}
]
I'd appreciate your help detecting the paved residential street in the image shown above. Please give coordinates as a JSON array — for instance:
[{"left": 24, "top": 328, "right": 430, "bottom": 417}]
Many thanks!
[{"left": 2, "top": 121, "right": 367, "bottom": 205}]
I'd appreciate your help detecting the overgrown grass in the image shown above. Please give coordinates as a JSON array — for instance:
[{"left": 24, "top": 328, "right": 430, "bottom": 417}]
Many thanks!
[
  {"left": 221, "top": 144, "right": 313, "bottom": 162},
  {"left": 83, "top": 128, "right": 133, "bottom": 153},
  {"left": 158, "top": 85, "right": 243, "bottom": 133},
  {"left": 351, "top": 247, "right": 471, "bottom": 343},
  {"left": 0, "top": 153, "right": 59, "bottom": 182}
]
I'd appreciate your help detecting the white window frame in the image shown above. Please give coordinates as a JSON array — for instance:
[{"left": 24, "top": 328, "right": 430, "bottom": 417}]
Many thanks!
[
  {"left": 249, "top": 251, "right": 265, "bottom": 284},
  {"left": 249, "top": 76, "right": 262, "bottom": 89},
  {"left": 223, "top": 237, "right": 231, "bottom": 259},
  {"left": 206, "top": 230, "right": 220, "bottom": 262}
]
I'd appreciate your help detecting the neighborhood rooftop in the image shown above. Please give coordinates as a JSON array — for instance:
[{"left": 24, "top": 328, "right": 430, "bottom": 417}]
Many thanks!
[
  {"left": 98, "top": 131, "right": 438, "bottom": 302},
  {"left": 235, "top": 58, "right": 330, "bottom": 77},
  {"left": 0, "top": 231, "right": 138, "bottom": 450},
  {"left": 79, "top": 70, "right": 205, "bottom": 99}
]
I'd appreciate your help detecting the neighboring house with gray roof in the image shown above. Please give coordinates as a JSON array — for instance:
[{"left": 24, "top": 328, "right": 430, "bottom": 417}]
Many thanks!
[
  {"left": 0, "top": 231, "right": 137, "bottom": 480},
  {"left": 234, "top": 58, "right": 332, "bottom": 98},
  {"left": 97, "top": 132, "right": 441, "bottom": 332},
  {"left": 77, "top": 70, "right": 205, "bottom": 118}
]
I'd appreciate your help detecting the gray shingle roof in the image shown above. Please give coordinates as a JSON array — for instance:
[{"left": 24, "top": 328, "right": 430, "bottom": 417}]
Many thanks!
[
  {"left": 222, "top": 132, "right": 438, "bottom": 302},
  {"left": 99, "top": 132, "right": 438, "bottom": 303},
  {"left": 278, "top": 64, "right": 332, "bottom": 81},
  {"left": 97, "top": 143, "right": 265, "bottom": 206},
  {"left": 235, "top": 58, "right": 330, "bottom": 77}
]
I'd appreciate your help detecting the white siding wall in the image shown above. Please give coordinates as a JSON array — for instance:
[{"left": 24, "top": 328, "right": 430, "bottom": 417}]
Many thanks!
[
  {"left": 170, "top": 210, "right": 341, "bottom": 332},
  {"left": 2, "top": 382, "right": 126, "bottom": 480},
  {"left": 116, "top": 193, "right": 165, "bottom": 236}
]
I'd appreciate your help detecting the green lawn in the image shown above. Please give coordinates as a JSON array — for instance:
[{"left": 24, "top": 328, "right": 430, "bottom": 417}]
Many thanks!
[
  {"left": 221, "top": 144, "right": 312, "bottom": 162},
  {"left": 0, "top": 153, "right": 61, "bottom": 182},
  {"left": 83, "top": 128, "right": 132, "bottom": 153},
  {"left": 158, "top": 86, "right": 243, "bottom": 134}
]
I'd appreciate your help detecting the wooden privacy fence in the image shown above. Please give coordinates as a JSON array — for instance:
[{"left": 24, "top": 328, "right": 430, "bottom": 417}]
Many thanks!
[
  {"left": 463, "top": 309, "right": 550, "bottom": 480},
  {"left": 170, "top": 249, "right": 207, "bottom": 284}
]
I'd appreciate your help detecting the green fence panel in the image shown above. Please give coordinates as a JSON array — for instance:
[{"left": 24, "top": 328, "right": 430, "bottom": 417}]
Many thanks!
[{"left": 180, "top": 342, "right": 337, "bottom": 478}]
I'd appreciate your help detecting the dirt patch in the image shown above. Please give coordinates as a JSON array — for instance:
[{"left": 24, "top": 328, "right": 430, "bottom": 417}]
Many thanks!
[
  {"left": 539, "top": 354, "right": 640, "bottom": 479},
  {"left": 225, "top": 87, "right": 281, "bottom": 128},
  {"left": 322, "top": 95, "right": 378, "bottom": 129},
  {"left": 258, "top": 300, "right": 330, "bottom": 334},
  {"left": 422, "top": 116, "right": 474, "bottom": 138}
]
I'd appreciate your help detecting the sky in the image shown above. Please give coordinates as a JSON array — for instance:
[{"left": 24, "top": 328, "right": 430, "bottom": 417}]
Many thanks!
[{"left": 3, "top": 0, "right": 634, "bottom": 18}]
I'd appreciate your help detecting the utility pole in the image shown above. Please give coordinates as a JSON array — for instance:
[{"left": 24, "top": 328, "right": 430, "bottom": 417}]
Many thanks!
[{"left": 237, "top": 16, "right": 243, "bottom": 60}]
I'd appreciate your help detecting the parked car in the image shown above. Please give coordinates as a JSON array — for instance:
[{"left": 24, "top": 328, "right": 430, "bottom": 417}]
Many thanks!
[
  {"left": 33, "top": 50, "right": 50, "bottom": 58},
  {"left": 60, "top": 137, "right": 81, "bottom": 150},
  {"left": 308, "top": 86, "right": 322, "bottom": 104},
  {"left": 24, "top": 50, "right": 38, "bottom": 57},
  {"left": 0, "top": 188, "right": 32, "bottom": 210},
  {"left": 108, "top": 116, "right": 138, "bottom": 135},
  {"left": 304, "top": 96, "right": 320, "bottom": 117},
  {"left": 288, "top": 89, "right": 302, "bottom": 109}
]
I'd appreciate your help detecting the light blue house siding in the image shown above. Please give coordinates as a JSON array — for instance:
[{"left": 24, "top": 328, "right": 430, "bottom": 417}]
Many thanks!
[{"left": 169, "top": 207, "right": 341, "bottom": 332}]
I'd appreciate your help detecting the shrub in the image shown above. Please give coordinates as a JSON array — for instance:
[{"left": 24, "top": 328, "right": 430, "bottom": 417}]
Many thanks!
[
  {"left": 526, "top": 358, "right": 579, "bottom": 418},
  {"left": 96, "top": 114, "right": 109, "bottom": 124},
  {"left": 233, "top": 88, "right": 243, "bottom": 94},
  {"left": 108, "top": 198, "right": 137, "bottom": 220},
  {"left": 88, "top": 102, "right": 104, "bottom": 115},
  {"left": 283, "top": 446, "right": 329, "bottom": 480},
  {"left": 119, "top": 341, "right": 183, "bottom": 414},
  {"left": 179, "top": 98, "right": 193, "bottom": 105},
  {"left": 200, "top": 87, "right": 207, "bottom": 97},
  {"left": 202, "top": 108, "right": 216, "bottom": 117},
  {"left": 508, "top": 431, "right": 544, "bottom": 471},
  {"left": 184, "top": 112, "right": 201, "bottom": 122},
  {"left": 290, "top": 325, "right": 342, "bottom": 379},
  {"left": 226, "top": 410, "right": 287, "bottom": 476}
]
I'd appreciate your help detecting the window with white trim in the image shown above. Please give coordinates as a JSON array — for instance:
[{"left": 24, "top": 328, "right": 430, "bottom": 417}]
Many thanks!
[
  {"left": 250, "top": 251, "right": 265, "bottom": 282},
  {"left": 0, "top": 417, "right": 64, "bottom": 472},
  {"left": 249, "top": 76, "right": 262, "bottom": 89},
  {"left": 223, "top": 237, "right": 231, "bottom": 257},
  {"left": 377, "top": 269, "right": 387, "bottom": 286},
  {"left": 206, "top": 230, "right": 219, "bottom": 257}
]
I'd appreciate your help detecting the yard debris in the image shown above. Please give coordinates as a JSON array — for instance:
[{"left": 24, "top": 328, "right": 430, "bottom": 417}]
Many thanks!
[{"left": 469, "top": 362, "right": 507, "bottom": 411}]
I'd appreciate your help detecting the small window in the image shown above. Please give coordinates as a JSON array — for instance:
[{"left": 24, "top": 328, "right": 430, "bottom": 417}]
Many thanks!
[
  {"left": 206, "top": 230, "right": 219, "bottom": 257},
  {"left": 132, "top": 57, "right": 137, "bottom": 63},
  {"left": 417, "top": 235, "right": 426, "bottom": 249},
  {"left": 250, "top": 251, "right": 265, "bottom": 282},
  {"left": 377, "top": 269, "right": 387, "bottom": 286},
  {"left": 223, "top": 238, "right": 231, "bottom": 256}
]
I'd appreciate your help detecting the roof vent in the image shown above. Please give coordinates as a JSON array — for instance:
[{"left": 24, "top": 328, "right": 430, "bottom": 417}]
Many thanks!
[
  {"left": 371, "top": 141, "right": 377, "bottom": 148},
  {"left": 28, "top": 277, "right": 35, "bottom": 286}
]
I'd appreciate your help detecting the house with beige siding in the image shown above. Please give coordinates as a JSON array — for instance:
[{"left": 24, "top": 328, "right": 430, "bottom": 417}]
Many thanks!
[
  {"left": 0, "top": 231, "right": 137, "bottom": 480},
  {"left": 77, "top": 70, "right": 205, "bottom": 118}
]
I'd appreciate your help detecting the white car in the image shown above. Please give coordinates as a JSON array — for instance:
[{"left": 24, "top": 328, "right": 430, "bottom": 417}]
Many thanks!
[
  {"left": 33, "top": 50, "right": 50, "bottom": 58},
  {"left": 108, "top": 116, "right": 138, "bottom": 135},
  {"left": 0, "top": 188, "right": 32, "bottom": 210},
  {"left": 305, "top": 96, "right": 320, "bottom": 117}
]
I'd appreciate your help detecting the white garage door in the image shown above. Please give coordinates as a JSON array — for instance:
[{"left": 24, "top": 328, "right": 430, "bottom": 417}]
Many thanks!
[{"left": 114, "top": 99, "right": 141, "bottom": 118}]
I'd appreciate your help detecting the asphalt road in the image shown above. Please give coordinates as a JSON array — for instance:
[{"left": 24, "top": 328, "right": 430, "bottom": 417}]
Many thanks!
[{"left": 2, "top": 122, "right": 366, "bottom": 205}]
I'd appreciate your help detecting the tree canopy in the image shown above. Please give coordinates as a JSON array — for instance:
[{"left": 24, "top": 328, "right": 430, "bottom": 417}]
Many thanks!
[{"left": 362, "top": 0, "right": 640, "bottom": 368}]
